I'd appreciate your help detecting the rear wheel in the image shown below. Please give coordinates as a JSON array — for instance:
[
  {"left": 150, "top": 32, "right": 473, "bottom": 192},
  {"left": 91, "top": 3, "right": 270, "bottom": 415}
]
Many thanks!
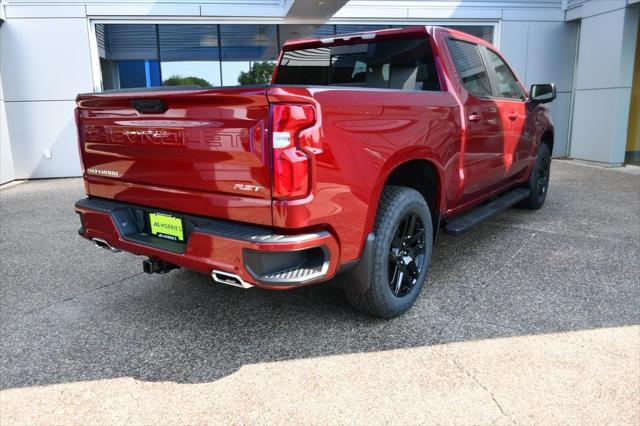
[
  {"left": 518, "top": 143, "right": 551, "bottom": 210},
  {"left": 346, "top": 186, "right": 433, "bottom": 318}
]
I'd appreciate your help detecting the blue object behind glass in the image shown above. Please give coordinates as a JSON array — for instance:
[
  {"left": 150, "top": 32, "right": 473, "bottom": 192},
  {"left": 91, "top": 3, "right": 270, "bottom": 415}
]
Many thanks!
[{"left": 118, "top": 60, "right": 161, "bottom": 88}]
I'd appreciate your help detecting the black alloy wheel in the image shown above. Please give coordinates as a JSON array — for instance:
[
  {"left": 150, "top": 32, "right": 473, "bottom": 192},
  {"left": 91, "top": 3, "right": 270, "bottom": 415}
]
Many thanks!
[
  {"left": 388, "top": 213, "right": 427, "bottom": 298},
  {"left": 537, "top": 154, "right": 550, "bottom": 197},
  {"left": 345, "top": 185, "right": 433, "bottom": 318},
  {"left": 518, "top": 143, "right": 551, "bottom": 210}
]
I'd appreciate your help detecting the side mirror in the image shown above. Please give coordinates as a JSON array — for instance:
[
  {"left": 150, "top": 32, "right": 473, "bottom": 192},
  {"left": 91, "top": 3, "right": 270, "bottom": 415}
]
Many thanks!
[{"left": 529, "top": 83, "right": 556, "bottom": 104}]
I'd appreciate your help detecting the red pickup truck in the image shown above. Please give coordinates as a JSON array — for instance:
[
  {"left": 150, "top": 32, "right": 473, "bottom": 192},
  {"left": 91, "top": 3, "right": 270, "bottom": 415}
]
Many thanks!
[{"left": 75, "top": 26, "right": 555, "bottom": 318}]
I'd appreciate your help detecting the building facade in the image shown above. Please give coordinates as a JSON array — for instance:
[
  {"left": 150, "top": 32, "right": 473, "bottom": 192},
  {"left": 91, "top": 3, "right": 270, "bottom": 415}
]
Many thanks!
[{"left": 0, "top": 0, "right": 638, "bottom": 185}]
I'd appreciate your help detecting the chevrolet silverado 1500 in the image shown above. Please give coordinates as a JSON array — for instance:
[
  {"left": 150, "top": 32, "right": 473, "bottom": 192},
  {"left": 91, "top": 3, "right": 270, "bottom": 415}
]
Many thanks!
[{"left": 75, "top": 26, "right": 556, "bottom": 318}]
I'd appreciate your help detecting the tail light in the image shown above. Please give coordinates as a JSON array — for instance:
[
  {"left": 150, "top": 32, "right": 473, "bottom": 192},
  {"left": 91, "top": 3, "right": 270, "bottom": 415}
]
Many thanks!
[
  {"left": 271, "top": 103, "right": 315, "bottom": 199},
  {"left": 74, "top": 107, "right": 86, "bottom": 173}
]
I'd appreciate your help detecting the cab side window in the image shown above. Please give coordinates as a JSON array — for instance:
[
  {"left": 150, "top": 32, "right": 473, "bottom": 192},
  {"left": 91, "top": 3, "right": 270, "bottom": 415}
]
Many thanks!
[
  {"left": 446, "top": 39, "right": 492, "bottom": 98},
  {"left": 484, "top": 49, "right": 523, "bottom": 100}
]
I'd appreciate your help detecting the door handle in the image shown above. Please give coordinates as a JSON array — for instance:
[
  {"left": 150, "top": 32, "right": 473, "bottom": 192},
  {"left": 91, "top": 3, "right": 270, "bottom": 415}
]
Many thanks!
[
  {"left": 468, "top": 114, "right": 481, "bottom": 122},
  {"left": 508, "top": 113, "right": 518, "bottom": 120}
]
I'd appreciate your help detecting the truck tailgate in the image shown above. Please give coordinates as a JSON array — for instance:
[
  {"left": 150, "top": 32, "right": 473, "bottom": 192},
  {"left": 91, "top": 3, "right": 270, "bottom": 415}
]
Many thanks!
[{"left": 76, "top": 87, "right": 272, "bottom": 225}]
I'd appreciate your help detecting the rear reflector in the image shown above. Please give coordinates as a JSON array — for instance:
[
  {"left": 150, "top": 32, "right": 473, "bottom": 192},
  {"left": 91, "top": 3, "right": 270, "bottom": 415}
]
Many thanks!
[{"left": 271, "top": 104, "right": 315, "bottom": 199}]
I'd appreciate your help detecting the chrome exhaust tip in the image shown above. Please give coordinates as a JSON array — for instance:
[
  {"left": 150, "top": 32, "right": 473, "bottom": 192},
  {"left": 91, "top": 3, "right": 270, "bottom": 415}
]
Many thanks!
[
  {"left": 211, "top": 270, "right": 253, "bottom": 289},
  {"left": 92, "top": 237, "right": 121, "bottom": 253}
]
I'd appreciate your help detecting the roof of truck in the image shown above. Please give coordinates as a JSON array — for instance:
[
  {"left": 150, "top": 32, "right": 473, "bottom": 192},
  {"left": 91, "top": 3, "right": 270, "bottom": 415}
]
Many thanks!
[{"left": 281, "top": 25, "right": 493, "bottom": 51}]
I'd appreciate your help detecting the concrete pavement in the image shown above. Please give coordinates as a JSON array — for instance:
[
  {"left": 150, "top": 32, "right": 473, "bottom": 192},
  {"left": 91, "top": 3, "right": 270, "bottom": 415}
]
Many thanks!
[{"left": 1, "top": 160, "right": 638, "bottom": 424}]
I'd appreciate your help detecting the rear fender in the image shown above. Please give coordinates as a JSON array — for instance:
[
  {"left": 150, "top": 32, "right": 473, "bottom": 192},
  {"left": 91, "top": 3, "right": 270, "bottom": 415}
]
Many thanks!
[{"left": 363, "top": 149, "right": 446, "bottom": 245}]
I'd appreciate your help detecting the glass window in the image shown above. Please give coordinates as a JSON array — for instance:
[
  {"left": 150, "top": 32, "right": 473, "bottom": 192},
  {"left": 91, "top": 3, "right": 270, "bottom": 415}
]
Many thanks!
[
  {"left": 96, "top": 23, "right": 495, "bottom": 91},
  {"left": 446, "top": 39, "right": 492, "bottom": 98},
  {"left": 97, "top": 23, "right": 279, "bottom": 90},
  {"left": 335, "top": 24, "right": 391, "bottom": 35},
  {"left": 158, "top": 24, "right": 220, "bottom": 87},
  {"left": 219, "top": 24, "right": 278, "bottom": 86},
  {"left": 97, "top": 24, "right": 160, "bottom": 90},
  {"left": 276, "top": 38, "right": 440, "bottom": 91},
  {"left": 276, "top": 47, "right": 331, "bottom": 85},
  {"left": 484, "top": 49, "right": 523, "bottom": 99}
]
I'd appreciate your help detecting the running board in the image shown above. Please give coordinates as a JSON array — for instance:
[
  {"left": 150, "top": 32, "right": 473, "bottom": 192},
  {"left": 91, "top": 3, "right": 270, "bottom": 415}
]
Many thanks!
[{"left": 444, "top": 188, "right": 530, "bottom": 236}]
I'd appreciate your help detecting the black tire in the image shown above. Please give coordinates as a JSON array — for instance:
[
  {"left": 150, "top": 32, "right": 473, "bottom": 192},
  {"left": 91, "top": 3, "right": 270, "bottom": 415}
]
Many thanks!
[
  {"left": 346, "top": 186, "right": 433, "bottom": 319},
  {"left": 518, "top": 143, "right": 551, "bottom": 210}
]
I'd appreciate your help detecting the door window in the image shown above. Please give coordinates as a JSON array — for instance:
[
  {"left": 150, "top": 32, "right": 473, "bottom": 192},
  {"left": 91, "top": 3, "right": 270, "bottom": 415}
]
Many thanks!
[
  {"left": 446, "top": 39, "right": 492, "bottom": 98},
  {"left": 484, "top": 49, "right": 523, "bottom": 100}
]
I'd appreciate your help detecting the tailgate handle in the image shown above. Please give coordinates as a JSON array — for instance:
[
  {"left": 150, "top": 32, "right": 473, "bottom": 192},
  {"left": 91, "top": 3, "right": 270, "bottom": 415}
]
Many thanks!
[{"left": 131, "top": 99, "right": 167, "bottom": 114}]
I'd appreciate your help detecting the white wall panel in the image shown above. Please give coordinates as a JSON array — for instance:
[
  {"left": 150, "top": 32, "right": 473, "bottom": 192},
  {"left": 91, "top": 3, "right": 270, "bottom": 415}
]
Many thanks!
[
  {"left": 524, "top": 21, "right": 578, "bottom": 93},
  {"left": 0, "top": 18, "right": 94, "bottom": 102},
  {"left": 502, "top": 8, "right": 563, "bottom": 21},
  {"left": 200, "top": 4, "right": 287, "bottom": 17},
  {"left": 6, "top": 101, "right": 81, "bottom": 179},
  {"left": 610, "top": 87, "right": 632, "bottom": 164},
  {"left": 579, "top": 0, "right": 627, "bottom": 18},
  {"left": 574, "top": 9, "right": 627, "bottom": 90},
  {"left": 332, "top": 5, "right": 408, "bottom": 18},
  {"left": 5, "top": 5, "right": 86, "bottom": 18},
  {"left": 86, "top": 4, "right": 200, "bottom": 16},
  {"left": 499, "top": 21, "right": 529, "bottom": 80},
  {"left": 1, "top": 101, "right": 16, "bottom": 184},
  {"left": 8, "top": 0, "right": 281, "bottom": 3},
  {"left": 546, "top": 92, "right": 572, "bottom": 157},
  {"left": 407, "top": 7, "right": 501, "bottom": 19},
  {"left": 500, "top": 20, "right": 577, "bottom": 157},
  {"left": 570, "top": 88, "right": 619, "bottom": 163},
  {"left": 569, "top": 5, "right": 638, "bottom": 164},
  {"left": 0, "top": 26, "right": 16, "bottom": 184}
]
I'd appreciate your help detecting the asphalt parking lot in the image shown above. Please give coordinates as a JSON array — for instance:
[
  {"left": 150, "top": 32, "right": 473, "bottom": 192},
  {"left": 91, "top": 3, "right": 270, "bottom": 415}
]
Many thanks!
[{"left": 1, "top": 160, "right": 639, "bottom": 424}]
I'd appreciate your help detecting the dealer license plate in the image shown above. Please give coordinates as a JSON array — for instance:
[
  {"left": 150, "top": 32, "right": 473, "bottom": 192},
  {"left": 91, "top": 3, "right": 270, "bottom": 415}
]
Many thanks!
[{"left": 148, "top": 212, "right": 184, "bottom": 242}]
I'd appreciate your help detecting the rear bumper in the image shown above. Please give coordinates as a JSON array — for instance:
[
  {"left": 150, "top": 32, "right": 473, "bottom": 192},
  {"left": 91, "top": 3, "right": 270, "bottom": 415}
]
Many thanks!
[{"left": 75, "top": 198, "right": 340, "bottom": 289}]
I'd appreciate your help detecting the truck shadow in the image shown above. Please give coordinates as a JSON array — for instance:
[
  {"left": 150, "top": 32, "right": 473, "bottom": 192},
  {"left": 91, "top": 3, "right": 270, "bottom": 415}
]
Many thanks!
[{"left": 1, "top": 192, "right": 638, "bottom": 389}]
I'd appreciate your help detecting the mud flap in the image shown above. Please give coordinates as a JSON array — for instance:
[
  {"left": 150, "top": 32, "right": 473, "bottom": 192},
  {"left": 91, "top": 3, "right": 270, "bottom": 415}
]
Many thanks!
[{"left": 331, "top": 233, "right": 375, "bottom": 294}]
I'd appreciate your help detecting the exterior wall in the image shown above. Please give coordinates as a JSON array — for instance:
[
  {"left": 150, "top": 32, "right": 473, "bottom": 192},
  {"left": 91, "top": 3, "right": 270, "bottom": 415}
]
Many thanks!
[
  {"left": 0, "top": 0, "right": 635, "bottom": 181},
  {"left": 567, "top": 0, "right": 639, "bottom": 165},
  {"left": 499, "top": 19, "right": 577, "bottom": 158},
  {"left": 0, "top": 16, "right": 93, "bottom": 179},
  {"left": 626, "top": 22, "right": 640, "bottom": 164},
  {"left": 0, "top": 22, "right": 17, "bottom": 185}
]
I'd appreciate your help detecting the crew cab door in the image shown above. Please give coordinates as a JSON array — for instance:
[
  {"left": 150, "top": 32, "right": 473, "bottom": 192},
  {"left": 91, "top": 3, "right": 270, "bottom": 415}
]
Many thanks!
[
  {"left": 444, "top": 37, "right": 506, "bottom": 201},
  {"left": 480, "top": 47, "right": 531, "bottom": 178}
]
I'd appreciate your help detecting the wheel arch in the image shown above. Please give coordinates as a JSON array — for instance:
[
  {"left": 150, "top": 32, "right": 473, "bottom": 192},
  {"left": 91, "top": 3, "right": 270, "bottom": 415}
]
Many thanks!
[
  {"left": 540, "top": 129, "right": 554, "bottom": 155},
  {"left": 366, "top": 155, "right": 444, "bottom": 243}
]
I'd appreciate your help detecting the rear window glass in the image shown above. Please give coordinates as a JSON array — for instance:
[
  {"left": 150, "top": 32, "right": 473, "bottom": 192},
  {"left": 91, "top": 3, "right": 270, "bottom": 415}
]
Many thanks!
[
  {"left": 446, "top": 39, "right": 492, "bottom": 98},
  {"left": 275, "top": 38, "right": 440, "bottom": 91}
]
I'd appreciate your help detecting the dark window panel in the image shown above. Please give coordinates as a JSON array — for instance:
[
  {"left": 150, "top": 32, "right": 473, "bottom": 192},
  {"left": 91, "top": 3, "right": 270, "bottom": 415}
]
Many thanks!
[
  {"left": 158, "top": 24, "right": 219, "bottom": 61},
  {"left": 101, "top": 24, "right": 159, "bottom": 61},
  {"left": 276, "top": 37, "right": 440, "bottom": 91},
  {"left": 446, "top": 39, "right": 492, "bottom": 97}
]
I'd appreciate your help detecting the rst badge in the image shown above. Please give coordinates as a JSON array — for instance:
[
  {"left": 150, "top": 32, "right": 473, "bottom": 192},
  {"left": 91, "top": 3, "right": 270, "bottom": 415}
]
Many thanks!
[{"left": 233, "top": 183, "right": 263, "bottom": 192}]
